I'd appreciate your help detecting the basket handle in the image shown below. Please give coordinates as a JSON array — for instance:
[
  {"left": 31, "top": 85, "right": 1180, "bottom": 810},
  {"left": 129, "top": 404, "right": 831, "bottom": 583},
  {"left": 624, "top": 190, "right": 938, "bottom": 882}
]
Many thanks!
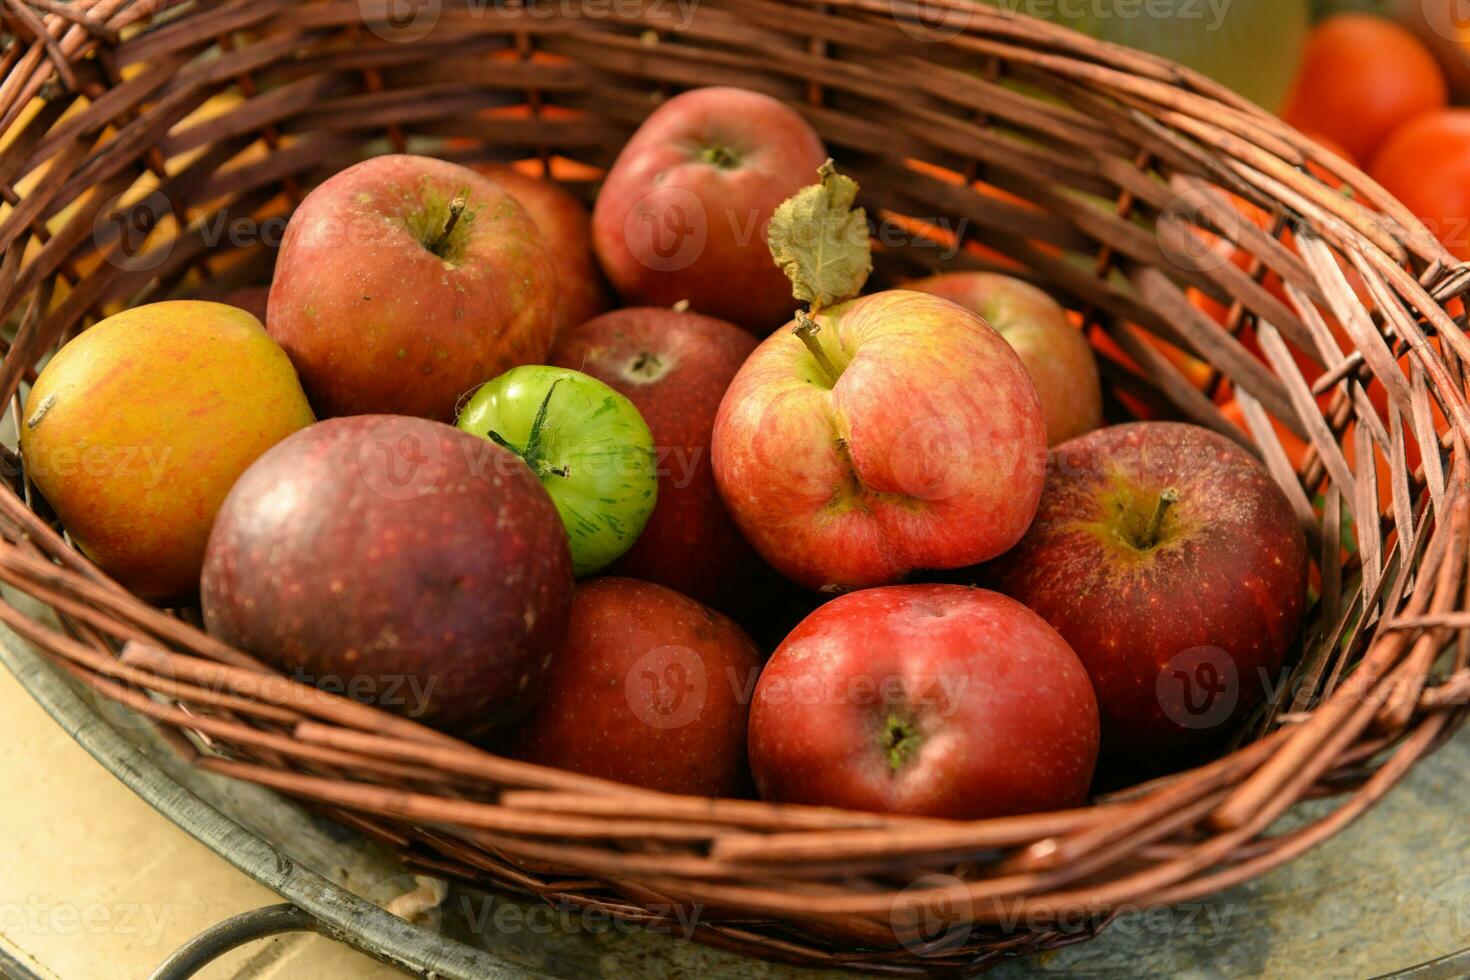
[{"left": 148, "top": 904, "right": 321, "bottom": 980}]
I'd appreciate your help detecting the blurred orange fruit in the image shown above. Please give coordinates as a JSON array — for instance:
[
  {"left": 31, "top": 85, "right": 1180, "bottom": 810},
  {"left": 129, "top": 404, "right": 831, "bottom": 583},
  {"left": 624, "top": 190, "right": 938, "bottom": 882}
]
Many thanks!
[
  {"left": 1370, "top": 109, "right": 1470, "bottom": 261},
  {"left": 1283, "top": 14, "right": 1447, "bottom": 165}
]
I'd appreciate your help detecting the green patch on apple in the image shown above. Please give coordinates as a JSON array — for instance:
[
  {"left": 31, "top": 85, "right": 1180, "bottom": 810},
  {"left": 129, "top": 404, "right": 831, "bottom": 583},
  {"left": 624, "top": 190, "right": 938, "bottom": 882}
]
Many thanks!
[{"left": 457, "top": 365, "right": 658, "bottom": 576}]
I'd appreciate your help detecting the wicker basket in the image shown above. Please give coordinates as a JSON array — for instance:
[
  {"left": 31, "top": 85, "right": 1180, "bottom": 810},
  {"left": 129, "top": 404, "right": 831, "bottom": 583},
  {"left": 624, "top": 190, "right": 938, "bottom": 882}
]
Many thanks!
[{"left": 2, "top": 0, "right": 1469, "bottom": 974}]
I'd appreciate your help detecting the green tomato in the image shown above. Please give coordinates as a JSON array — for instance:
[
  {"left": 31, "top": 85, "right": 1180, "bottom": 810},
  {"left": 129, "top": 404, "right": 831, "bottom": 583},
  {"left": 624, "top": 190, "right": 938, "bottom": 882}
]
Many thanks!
[{"left": 457, "top": 365, "right": 657, "bottom": 576}]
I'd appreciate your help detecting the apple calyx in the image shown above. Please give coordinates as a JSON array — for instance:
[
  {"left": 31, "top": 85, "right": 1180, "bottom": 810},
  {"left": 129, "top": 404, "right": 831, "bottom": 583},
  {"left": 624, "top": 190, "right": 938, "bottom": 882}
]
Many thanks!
[
  {"left": 882, "top": 713, "right": 922, "bottom": 771},
  {"left": 699, "top": 145, "right": 739, "bottom": 169},
  {"left": 486, "top": 380, "right": 571, "bottom": 481},
  {"left": 427, "top": 196, "right": 467, "bottom": 259}
]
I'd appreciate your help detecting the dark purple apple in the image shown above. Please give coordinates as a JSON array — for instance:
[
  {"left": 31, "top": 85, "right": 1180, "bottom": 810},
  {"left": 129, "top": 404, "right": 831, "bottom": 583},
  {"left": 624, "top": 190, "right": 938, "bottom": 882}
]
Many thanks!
[{"left": 200, "top": 415, "right": 573, "bottom": 737}]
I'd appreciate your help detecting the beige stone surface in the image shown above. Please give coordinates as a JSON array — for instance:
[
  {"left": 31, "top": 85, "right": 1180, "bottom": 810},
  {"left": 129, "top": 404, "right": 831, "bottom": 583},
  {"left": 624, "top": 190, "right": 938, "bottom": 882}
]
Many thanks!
[{"left": 0, "top": 661, "right": 405, "bottom": 980}]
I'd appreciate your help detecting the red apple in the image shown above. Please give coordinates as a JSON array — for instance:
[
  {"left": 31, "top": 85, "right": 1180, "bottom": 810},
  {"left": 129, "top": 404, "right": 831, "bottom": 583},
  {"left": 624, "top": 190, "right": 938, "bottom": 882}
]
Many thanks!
[
  {"left": 268, "top": 154, "right": 556, "bottom": 421},
  {"left": 748, "top": 584, "right": 1098, "bottom": 819},
  {"left": 712, "top": 289, "right": 1047, "bottom": 591},
  {"left": 503, "top": 577, "right": 762, "bottom": 796},
  {"left": 220, "top": 285, "right": 269, "bottom": 323},
  {"left": 477, "top": 165, "right": 610, "bottom": 337},
  {"left": 907, "top": 272, "right": 1102, "bottom": 445},
  {"left": 549, "top": 307, "right": 759, "bottom": 607},
  {"left": 988, "top": 421, "right": 1309, "bottom": 761},
  {"left": 591, "top": 87, "right": 827, "bottom": 334},
  {"left": 201, "top": 415, "right": 573, "bottom": 738}
]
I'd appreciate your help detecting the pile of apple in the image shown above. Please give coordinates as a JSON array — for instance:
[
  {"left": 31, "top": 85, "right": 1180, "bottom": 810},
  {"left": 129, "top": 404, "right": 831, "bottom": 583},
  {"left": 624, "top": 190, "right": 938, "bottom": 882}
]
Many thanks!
[{"left": 20, "top": 86, "right": 1308, "bottom": 819}]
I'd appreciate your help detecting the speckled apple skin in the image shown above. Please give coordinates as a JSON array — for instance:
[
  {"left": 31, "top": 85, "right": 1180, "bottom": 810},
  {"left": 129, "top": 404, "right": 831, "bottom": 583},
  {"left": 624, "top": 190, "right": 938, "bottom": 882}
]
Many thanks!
[
  {"left": 550, "top": 307, "right": 759, "bottom": 608},
  {"left": 476, "top": 165, "right": 611, "bottom": 339},
  {"left": 988, "top": 422, "right": 1309, "bottom": 758},
  {"left": 502, "top": 577, "right": 762, "bottom": 796},
  {"left": 591, "top": 87, "right": 827, "bottom": 334},
  {"left": 200, "top": 415, "right": 574, "bottom": 738},
  {"left": 712, "top": 289, "right": 1047, "bottom": 591},
  {"left": 907, "top": 272, "right": 1103, "bottom": 446},
  {"left": 748, "top": 585, "right": 1099, "bottom": 819},
  {"left": 268, "top": 154, "right": 556, "bottom": 421}
]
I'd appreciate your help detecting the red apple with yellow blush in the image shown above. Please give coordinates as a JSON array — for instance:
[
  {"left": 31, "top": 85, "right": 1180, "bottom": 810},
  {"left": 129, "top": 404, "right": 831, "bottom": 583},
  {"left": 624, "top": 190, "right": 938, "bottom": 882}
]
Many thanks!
[
  {"left": 711, "top": 164, "right": 1046, "bottom": 591},
  {"left": 907, "top": 272, "right": 1102, "bottom": 445},
  {"left": 269, "top": 154, "right": 556, "bottom": 421},
  {"left": 989, "top": 421, "right": 1309, "bottom": 762}
]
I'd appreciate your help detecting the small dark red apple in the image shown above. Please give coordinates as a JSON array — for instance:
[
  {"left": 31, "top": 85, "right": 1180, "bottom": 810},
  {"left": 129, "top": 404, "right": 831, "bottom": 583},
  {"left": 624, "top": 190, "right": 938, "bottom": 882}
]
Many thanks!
[
  {"left": 201, "top": 415, "right": 573, "bottom": 738},
  {"left": 549, "top": 307, "right": 759, "bottom": 608},
  {"left": 988, "top": 421, "right": 1309, "bottom": 761},
  {"left": 748, "top": 584, "right": 1098, "bottom": 819},
  {"left": 502, "top": 577, "right": 762, "bottom": 796}
]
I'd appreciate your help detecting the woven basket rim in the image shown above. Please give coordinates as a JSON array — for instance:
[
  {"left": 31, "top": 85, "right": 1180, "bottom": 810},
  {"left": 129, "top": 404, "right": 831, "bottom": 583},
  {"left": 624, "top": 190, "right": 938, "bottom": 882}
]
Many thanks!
[{"left": 2, "top": 1, "right": 1469, "bottom": 973}]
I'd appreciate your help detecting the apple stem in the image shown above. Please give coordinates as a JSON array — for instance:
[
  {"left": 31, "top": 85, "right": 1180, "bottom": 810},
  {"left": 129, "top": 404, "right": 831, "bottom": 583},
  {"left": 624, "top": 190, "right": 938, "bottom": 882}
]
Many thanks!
[
  {"left": 429, "top": 197, "right": 467, "bottom": 257},
  {"left": 794, "top": 311, "right": 839, "bottom": 387},
  {"left": 1141, "top": 486, "right": 1180, "bottom": 549}
]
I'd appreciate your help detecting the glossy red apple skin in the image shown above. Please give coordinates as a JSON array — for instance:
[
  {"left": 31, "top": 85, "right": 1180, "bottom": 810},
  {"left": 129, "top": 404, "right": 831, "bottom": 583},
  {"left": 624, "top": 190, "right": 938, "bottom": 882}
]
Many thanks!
[
  {"left": 748, "top": 584, "right": 1098, "bottom": 819},
  {"left": 591, "top": 87, "right": 827, "bottom": 334},
  {"left": 550, "top": 307, "right": 759, "bottom": 608},
  {"left": 989, "top": 422, "right": 1309, "bottom": 760},
  {"left": 907, "top": 272, "right": 1102, "bottom": 445},
  {"left": 712, "top": 289, "right": 1047, "bottom": 591},
  {"left": 268, "top": 154, "right": 556, "bottom": 421},
  {"left": 502, "top": 577, "right": 762, "bottom": 796},
  {"left": 477, "top": 165, "right": 610, "bottom": 337}
]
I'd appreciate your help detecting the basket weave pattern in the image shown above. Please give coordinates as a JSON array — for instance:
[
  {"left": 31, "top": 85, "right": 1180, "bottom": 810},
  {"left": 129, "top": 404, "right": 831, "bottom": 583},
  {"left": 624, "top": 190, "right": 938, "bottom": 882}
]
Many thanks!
[{"left": 1, "top": 0, "right": 1469, "bottom": 973}]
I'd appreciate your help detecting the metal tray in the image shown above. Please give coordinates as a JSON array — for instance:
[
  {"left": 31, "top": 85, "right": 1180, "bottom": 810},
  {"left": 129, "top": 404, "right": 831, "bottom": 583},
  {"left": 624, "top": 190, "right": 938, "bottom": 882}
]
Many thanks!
[{"left": 3, "top": 586, "right": 1468, "bottom": 979}]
